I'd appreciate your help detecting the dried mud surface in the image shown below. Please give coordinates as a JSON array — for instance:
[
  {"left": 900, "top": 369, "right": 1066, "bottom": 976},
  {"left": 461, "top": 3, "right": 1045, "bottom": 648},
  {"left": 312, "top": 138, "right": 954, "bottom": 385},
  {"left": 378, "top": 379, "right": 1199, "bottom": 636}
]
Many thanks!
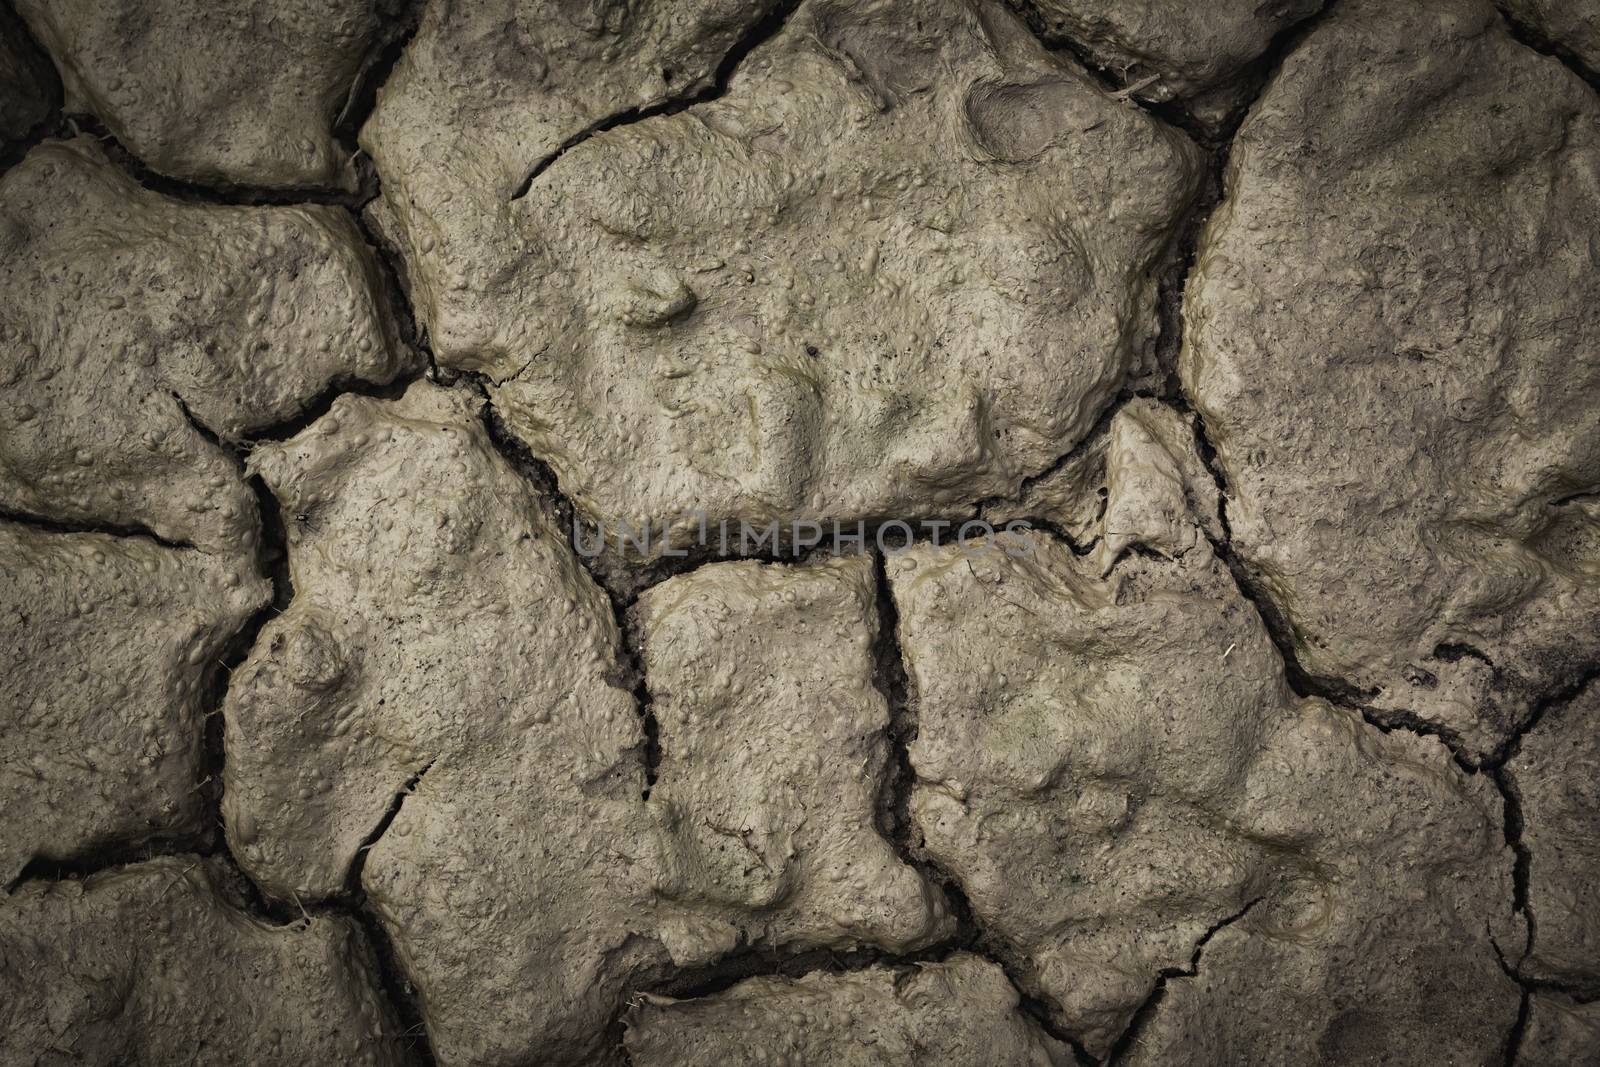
[{"left": 3, "top": 1, "right": 1599, "bottom": 1065}]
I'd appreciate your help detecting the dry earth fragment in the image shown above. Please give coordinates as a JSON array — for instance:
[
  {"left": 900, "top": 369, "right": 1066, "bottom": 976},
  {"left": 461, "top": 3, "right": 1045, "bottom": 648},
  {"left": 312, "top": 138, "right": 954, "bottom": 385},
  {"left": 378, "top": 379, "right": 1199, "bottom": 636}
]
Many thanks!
[
  {"left": 0, "top": 138, "right": 414, "bottom": 556},
  {"left": 1518, "top": 992, "right": 1600, "bottom": 1066},
  {"left": 624, "top": 953, "right": 1075, "bottom": 1066},
  {"left": 890, "top": 401, "right": 1521, "bottom": 1058},
  {"left": 361, "top": 0, "right": 784, "bottom": 363},
  {"left": 634, "top": 555, "right": 951, "bottom": 959},
  {"left": 16, "top": 0, "right": 383, "bottom": 189},
  {"left": 1025, "top": 0, "right": 1321, "bottom": 103},
  {"left": 0, "top": 857, "right": 404, "bottom": 1065},
  {"left": 379, "top": 0, "right": 1200, "bottom": 554},
  {"left": 1116, "top": 704, "right": 1522, "bottom": 1065},
  {"left": 0, "top": 6, "right": 54, "bottom": 147},
  {"left": 1181, "top": 0, "right": 1600, "bottom": 759},
  {"left": 1506, "top": 684, "right": 1600, "bottom": 984},
  {"left": 223, "top": 381, "right": 656, "bottom": 1067},
  {"left": 0, "top": 521, "right": 266, "bottom": 886},
  {"left": 1501, "top": 0, "right": 1600, "bottom": 75}
]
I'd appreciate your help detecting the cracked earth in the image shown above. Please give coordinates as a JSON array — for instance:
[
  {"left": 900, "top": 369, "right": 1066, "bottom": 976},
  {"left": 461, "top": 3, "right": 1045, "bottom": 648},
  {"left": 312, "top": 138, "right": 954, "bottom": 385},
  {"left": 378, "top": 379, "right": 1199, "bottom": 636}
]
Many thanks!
[{"left": 2, "top": 0, "right": 1599, "bottom": 1065}]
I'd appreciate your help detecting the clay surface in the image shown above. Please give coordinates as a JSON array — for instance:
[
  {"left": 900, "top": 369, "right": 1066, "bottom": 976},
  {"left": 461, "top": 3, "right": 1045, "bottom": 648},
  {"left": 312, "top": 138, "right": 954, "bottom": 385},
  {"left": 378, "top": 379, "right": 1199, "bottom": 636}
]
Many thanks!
[
  {"left": 0, "top": 857, "right": 404, "bottom": 1065},
  {"left": 373, "top": 0, "right": 1200, "bottom": 553},
  {"left": 624, "top": 954, "right": 1074, "bottom": 1066},
  {"left": 0, "top": 138, "right": 413, "bottom": 556},
  {"left": 16, "top": 0, "right": 383, "bottom": 189},
  {"left": 1, "top": 522, "right": 266, "bottom": 885},
  {"left": 1181, "top": 0, "right": 1600, "bottom": 758},
  {"left": 6, "top": 0, "right": 1598, "bottom": 1062},
  {"left": 891, "top": 406, "right": 1521, "bottom": 1058}
]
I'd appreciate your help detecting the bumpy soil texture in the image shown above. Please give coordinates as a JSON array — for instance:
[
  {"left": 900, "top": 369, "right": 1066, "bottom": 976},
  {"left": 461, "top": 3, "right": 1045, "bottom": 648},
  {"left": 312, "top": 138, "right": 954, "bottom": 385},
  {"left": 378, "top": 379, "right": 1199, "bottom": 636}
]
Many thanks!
[{"left": 2, "top": 2, "right": 1599, "bottom": 1065}]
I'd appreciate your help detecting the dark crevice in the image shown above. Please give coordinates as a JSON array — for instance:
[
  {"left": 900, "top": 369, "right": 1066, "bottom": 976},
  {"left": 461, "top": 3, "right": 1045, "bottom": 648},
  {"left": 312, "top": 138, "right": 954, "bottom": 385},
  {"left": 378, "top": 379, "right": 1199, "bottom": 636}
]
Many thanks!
[
  {"left": 1480, "top": 667, "right": 1600, "bottom": 995},
  {"left": 1008, "top": 7, "right": 1210, "bottom": 145},
  {"left": 0, "top": 504, "right": 194, "bottom": 553},
  {"left": 1490, "top": 930, "right": 1537, "bottom": 1067},
  {"left": 1490, "top": 765, "right": 1537, "bottom": 961},
  {"left": 471, "top": 389, "right": 666, "bottom": 800},
  {"left": 626, "top": 914, "right": 1092, "bottom": 1064},
  {"left": 1184, "top": 403, "right": 1484, "bottom": 773},
  {"left": 1483, "top": 665, "right": 1600, "bottom": 771},
  {"left": 1103, "top": 897, "right": 1264, "bottom": 1064},
  {"left": 345, "top": 761, "right": 435, "bottom": 896},
  {"left": 974, "top": 386, "right": 1136, "bottom": 519},
  {"left": 232, "top": 373, "right": 417, "bottom": 451},
  {"left": 870, "top": 550, "right": 918, "bottom": 870},
  {"left": 1503, "top": 987, "right": 1531, "bottom": 1067},
  {"left": 640, "top": 924, "right": 967, "bottom": 1005},
  {"left": 0, "top": 0, "right": 63, "bottom": 181},
  {"left": 1550, "top": 488, "right": 1600, "bottom": 509},
  {"left": 1496, "top": 923, "right": 1600, "bottom": 1006},
  {"left": 6, "top": 838, "right": 209, "bottom": 896},
  {"left": 1435, "top": 641, "right": 1496, "bottom": 669},
  {"left": 1497, "top": 4, "right": 1600, "bottom": 98},
  {"left": 247, "top": 473, "right": 296, "bottom": 609},
  {"left": 170, "top": 391, "right": 225, "bottom": 450},
  {"left": 865, "top": 551, "right": 1095, "bottom": 1064},
  {"left": 619, "top": 602, "right": 662, "bottom": 800},
  {"left": 510, "top": 0, "right": 804, "bottom": 199},
  {"left": 352, "top": 195, "right": 439, "bottom": 379},
  {"left": 333, "top": 0, "right": 424, "bottom": 153},
  {"left": 0, "top": 108, "right": 65, "bottom": 182},
  {"left": 353, "top": 904, "right": 441, "bottom": 1066},
  {"left": 64, "top": 112, "right": 373, "bottom": 207}
]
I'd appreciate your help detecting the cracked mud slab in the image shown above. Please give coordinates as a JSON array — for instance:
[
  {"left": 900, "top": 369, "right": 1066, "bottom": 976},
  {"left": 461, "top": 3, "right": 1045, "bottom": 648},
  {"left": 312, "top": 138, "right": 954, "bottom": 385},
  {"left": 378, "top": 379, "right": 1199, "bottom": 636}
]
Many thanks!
[
  {"left": 223, "top": 381, "right": 654, "bottom": 1067},
  {"left": 0, "top": 138, "right": 414, "bottom": 556},
  {"left": 1181, "top": 0, "right": 1600, "bottom": 759},
  {"left": 635, "top": 555, "right": 951, "bottom": 957},
  {"left": 15, "top": 0, "right": 384, "bottom": 189},
  {"left": 624, "top": 954, "right": 1074, "bottom": 1065},
  {"left": 891, "top": 405, "right": 1522, "bottom": 1058},
  {"left": 1507, "top": 684, "right": 1600, "bottom": 985},
  {"left": 0, "top": 521, "right": 266, "bottom": 886},
  {"left": 0, "top": 857, "right": 403, "bottom": 1065},
  {"left": 378, "top": 0, "right": 1200, "bottom": 552}
]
